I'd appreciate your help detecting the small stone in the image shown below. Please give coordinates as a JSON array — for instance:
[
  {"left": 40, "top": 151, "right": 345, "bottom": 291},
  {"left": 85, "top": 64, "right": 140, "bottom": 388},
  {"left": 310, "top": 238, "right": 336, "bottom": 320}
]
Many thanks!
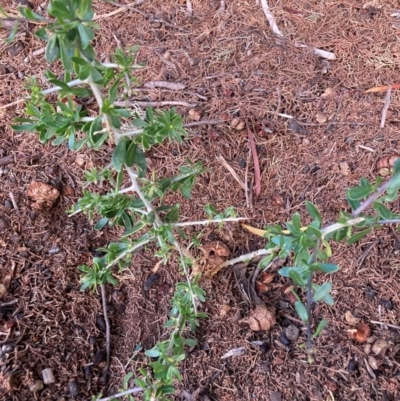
[
  {"left": 302, "top": 138, "right": 310, "bottom": 145},
  {"left": 41, "top": 368, "right": 55, "bottom": 384},
  {"left": 48, "top": 246, "right": 61, "bottom": 254},
  {"left": 4, "top": 200, "right": 13, "bottom": 209},
  {"left": 188, "top": 109, "right": 201, "bottom": 121},
  {"left": 371, "top": 339, "right": 390, "bottom": 355},
  {"left": 143, "top": 273, "right": 160, "bottom": 291},
  {"left": 347, "top": 358, "right": 357, "bottom": 372},
  {"left": 379, "top": 299, "right": 393, "bottom": 310},
  {"left": 68, "top": 380, "right": 78, "bottom": 398},
  {"left": 368, "top": 355, "right": 379, "bottom": 370},
  {"left": 96, "top": 316, "right": 106, "bottom": 332},
  {"left": 29, "top": 380, "right": 44, "bottom": 392},
  {"left": 339, "top": 162, "right": 350, "bottom": 176},
  {"left": 285, "top": 324, "right": 300, "bottom": 341},
  {"left": 0, "top": 218, "right": 9, "bottom": 231},
  {"left": 315, "top": 112, "right": 327, "bottom": 124},
  {"left": 163, "top": 50, "right": 171, "bottom": 59},
  {"left": 279, "top": 332, "right": 290, "bottom": 346},
  {"left": 270, "top": 391, "right": 282, "bottom": 401}
]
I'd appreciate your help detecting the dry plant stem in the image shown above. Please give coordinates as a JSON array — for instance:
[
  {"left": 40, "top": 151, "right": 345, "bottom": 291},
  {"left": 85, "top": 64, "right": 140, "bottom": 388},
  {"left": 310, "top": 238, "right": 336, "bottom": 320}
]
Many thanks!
[
  {"left": 114, "top": 100, "right": 198, "bottom": 108},
  {"left": 380, "top": 85, "right": 392, "bottom": 129},
  {"left": 220, "top": 247, "right": 279, "bottom": 268},
  {"left": 173, "top": 217, "right": 248, "bottom": 227},
  {"left": 8, "top": 191, "right": 19, "bottom": 213},
  {"left": 259, "top": 0, "right": 284, "bottom": 36},
  {"left": 216, "top": 155, "right": 246, "bottom": 190},
  {"left": 306, "top": 241, "right": 321, "bottom": 355},
  {"left": 100, "top": 284, "right": 111, "bottom": 381},
  {"left": 97, "top": 387, "right": 143, "bottom": 401},
  {"left": 120, "top": 120, "right": 225, "bottom": 139},
  {"left": 351, "top": 180, "right": 391, "bottom": 217},
  {"left": 187, "top": 0, "right": 193, "bottom": 17},
  {"left": 370, "top": 320, "right": 400, "bottom": 330},
  {"left": 94, "top": 1, "right": 147, "bottom": 20}
]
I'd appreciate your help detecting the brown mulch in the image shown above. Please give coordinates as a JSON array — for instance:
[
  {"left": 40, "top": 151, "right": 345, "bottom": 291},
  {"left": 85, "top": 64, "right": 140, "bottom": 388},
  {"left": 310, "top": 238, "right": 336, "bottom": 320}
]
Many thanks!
[{"left": 1, "top": 0, "right": 400, "bottom": 400}]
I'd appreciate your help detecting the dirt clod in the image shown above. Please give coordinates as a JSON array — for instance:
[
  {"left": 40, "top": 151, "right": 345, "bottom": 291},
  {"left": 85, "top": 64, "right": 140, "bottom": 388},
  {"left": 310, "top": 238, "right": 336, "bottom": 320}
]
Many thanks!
[
  {"left": 285, "top": 324, "right": 300, "bottom": 341},
  {"left": 26, "top": 182, "right": 60, "bottom": 211},
  {"left": 240, "top": 303, "right": 276, "bottom": 332},
  {"left": 371, "top": 339, "right": 390, "bottom": 356}
]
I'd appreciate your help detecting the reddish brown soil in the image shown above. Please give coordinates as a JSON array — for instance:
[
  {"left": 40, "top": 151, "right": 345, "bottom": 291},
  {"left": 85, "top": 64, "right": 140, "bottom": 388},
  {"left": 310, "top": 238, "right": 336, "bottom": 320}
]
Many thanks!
[{"left": 1, "top": 1, "right": 400, "bottom": 400}]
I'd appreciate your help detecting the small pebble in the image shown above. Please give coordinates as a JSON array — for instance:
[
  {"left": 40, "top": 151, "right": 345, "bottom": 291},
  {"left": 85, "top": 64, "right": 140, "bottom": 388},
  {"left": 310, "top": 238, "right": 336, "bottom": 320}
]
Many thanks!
[
  {"left": 96, "top": 316, "right": 106, "bottom": 332},
  {"left": 29, "top": 380, "right": 44, "bottom": 392},
  {"left": 347, "top": 358, "right": 357, "bottom": 372},
  {"left": 4, "top": 200, "right": 13, "bottom": 209},
  {"left": 0, "top": 218, "right": 9, "bottom": 230},
  {"left": 285, "top": 324, "right": 300, "bottom": 341},
  {"left": 260, "top": 342, "right": 269, "bottom": 354},
  {"left": 279, "top": 332, "right": 290, "bottom": 346},
  {"left": 42, "top": 368, "right": 55, "bottom": 384},
  {"left": 93, "top": 349, "right": 107, "bottom": 367},
  {"left": 68, "top": 380, "right": 78, "bottom": 398},
  {"left": 270, "top": 391, "right": 282, "bottom": 401},
  {"left": 48, "top": 246, "right": 61, "bottom": 254},
  {"left": 379, "top": 299, "right": 393, "bottom": 310},
  {"left": 143, "top": 273, "right": 160, "bottom": 291}
]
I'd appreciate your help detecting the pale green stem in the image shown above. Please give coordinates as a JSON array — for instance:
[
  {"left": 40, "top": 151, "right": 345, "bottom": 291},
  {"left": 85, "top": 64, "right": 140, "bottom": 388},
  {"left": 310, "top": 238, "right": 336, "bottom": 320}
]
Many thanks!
[{"left": 172, "top": 217, "right": 248, "bottom": 227}]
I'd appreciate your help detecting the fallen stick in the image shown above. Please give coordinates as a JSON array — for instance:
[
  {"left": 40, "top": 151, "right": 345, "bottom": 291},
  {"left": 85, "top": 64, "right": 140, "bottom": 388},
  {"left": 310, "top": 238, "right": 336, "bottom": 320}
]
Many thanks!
[
  {"left": 144, "top": 81, "right": 185, "bottom": 90},
  {"left": 114, "top": 100, "right": 198, "bottom": 108},
  {"left": 94, "top": 1, "right": 146, "bottom": 20},
  {"left": 184, "top": 119, "right": 225, "bottom": 127},
  {"left": 246, "top": 125, "right": 261, "bottom": 196},
  {"left": 257, "top": 1, "right": 336, "bottom": 60},
  {"left": 380, "top": 84, "right": 392, "bottom": 129},
  {"left": 294, "top": 43, "right": 336, "bottom": 61},
  {"left": 216, "top": 155, "right": 247, "bottom": 191},
  {"left": 9, "top": 191, "right": 19, "bottom": 213},
  {"left": 100, "top": 284, "right": 111, "bottom": 383},
  {"left": 260, "top": 0, "right": 284, "bottom": 36}
]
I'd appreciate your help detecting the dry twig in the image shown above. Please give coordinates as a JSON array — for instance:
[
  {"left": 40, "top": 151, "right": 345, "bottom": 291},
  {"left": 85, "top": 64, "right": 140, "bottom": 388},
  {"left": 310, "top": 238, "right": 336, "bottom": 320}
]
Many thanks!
[
  {"left": 380, "top": 84, "right": 392, "bottom": 129},
  {"left": 216, "top": 155, "right": 246, "bottom": 191},
  {"left": 9, "top": 191, "right": 19, "bottom": 213},
  {"left": 100, "top": 284, "right": 111, "bottom": 383},
  {"left": 114, "top": 100, "right": 198, "bottom": 108}
]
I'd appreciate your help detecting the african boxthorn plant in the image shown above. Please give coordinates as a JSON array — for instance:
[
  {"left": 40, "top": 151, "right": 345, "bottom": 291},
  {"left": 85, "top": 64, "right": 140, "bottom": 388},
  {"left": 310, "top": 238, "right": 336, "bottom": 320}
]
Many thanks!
[{"left": 3, "top": 0, "right": 400, "bottom": 398}]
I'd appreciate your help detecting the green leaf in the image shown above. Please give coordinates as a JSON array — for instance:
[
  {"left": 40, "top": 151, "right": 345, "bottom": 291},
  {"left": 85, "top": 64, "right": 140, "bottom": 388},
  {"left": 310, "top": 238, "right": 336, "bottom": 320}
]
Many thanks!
[
  {"left": 258, "top": 253, "right": 275, "bottom": 269},
  {"left": 305, "top": 201, "right": 322, "bottom": 224},
  {"left": 346, "top": 227, "right": 372, "bottom": 245},
  {"left": 292, "top": 213, "right": 301, "bottom": 231},
  {"left": 373, "top": 202, "right": 393, "bottom": 220},
  {"left": 59, "top": 39, "right": 74, "bottom": 72},
  {"left": 393, "top": 158, "right": 400, "bottom": 174},
  {"left": 386, "top": 172, "right": 400, "bottom": 197},
  {"left": 317, "top": 263, "right": 339, "bottom": 274},
  {"left": 288, "top": 268, "right": 306, "bottom": 287},
  {"left": 95, "top": 217, "right": 108, "bottom": 230},
  {"left": 145, "top": 349, "right": 161, "bottom": 358},
  {"left": 77, "top": 24, "right": 94, "bottom": 49},
  {"left": 312, "top": 319, "right": 328, "bottom": 339},
  {"left": 5, "top": 20, "right": 19, "bottom": 44},
  {"left": 347, "top": 184, "right": 374, "bottom": 200},
  {"left": 294, "top": 301, "right": 308, "bottom": 322},
  {"left": 313, "top": 282, "right": 332, "bottom": 301},
  {"left": 204, "top": 203, "right": 218, "bottom": 217},
  {"left": 115, "top": 169, "right": 124, "bottom": 192},
  {"left": 321, "top": 293, "right": 334, "bottom": 306},
  {"left": 305, "top": 225, "right": 322, "bottom": 239},
  {"left": 112, "top": 137, "right": 128, "bottom": 172},
  {"left": 45, "top": 34, "right": 60, "bottom": 63}
]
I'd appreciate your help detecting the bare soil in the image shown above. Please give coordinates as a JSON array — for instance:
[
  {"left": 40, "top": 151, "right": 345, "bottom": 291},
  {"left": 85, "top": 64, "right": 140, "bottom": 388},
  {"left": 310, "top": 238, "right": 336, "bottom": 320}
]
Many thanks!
[{"left": 1, "top": 1, "right": 400, "bottom": 400}]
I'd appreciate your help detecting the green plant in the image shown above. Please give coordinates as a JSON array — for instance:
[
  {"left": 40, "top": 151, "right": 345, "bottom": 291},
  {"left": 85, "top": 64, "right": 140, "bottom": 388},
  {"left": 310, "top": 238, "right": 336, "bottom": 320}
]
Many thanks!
[
  {"left": 245, "top": 160, "right": 400, "bottom": 361},
  {"left": 1, "top": 1, "right": 247, "bottom": 400}
]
